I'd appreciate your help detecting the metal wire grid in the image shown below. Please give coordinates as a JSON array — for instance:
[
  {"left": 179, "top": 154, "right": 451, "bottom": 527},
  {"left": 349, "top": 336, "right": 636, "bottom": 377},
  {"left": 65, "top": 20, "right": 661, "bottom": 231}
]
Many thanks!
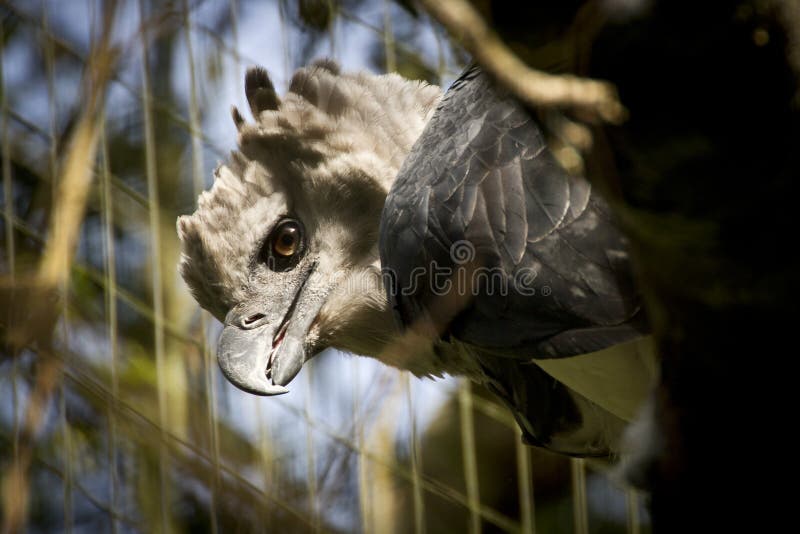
[{"left": 0, "top": 1, "right": 645, "bottom": 532}]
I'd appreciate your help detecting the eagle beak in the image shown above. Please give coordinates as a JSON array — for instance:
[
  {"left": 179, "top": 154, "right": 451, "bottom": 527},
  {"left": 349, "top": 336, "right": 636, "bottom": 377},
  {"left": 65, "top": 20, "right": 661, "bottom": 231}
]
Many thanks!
[
  {"left": 216, "top": 263, "right": 326, "bottom": 396},
  {"left": 217, "top": 320, "right": 290, "bottom": 396}
]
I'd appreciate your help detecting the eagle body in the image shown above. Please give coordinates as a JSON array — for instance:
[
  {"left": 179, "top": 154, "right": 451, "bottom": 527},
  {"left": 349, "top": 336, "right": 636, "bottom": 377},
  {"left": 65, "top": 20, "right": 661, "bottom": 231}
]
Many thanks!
[
  {"left": 178, "top": 61, "right": 654, "bottom": 458},
  {"left": 381, "top": 65, "right": 652, "bottom": 454}
]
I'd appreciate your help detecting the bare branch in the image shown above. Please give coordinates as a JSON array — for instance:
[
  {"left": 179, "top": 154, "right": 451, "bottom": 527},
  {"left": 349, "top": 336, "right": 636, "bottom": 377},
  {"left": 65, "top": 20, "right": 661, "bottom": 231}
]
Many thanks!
[{"left": 419, "top": 0, "right": 628, "bottom": 124}]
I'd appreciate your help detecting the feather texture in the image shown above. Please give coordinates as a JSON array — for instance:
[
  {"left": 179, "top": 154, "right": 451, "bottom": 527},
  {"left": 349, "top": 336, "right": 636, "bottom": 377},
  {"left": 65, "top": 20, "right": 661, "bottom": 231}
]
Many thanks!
[
  {"left": 179, "top": 62, "right": 653, "bottom": 458},
  {"left": 380, "top": 66, "right": 654, "bottom": 453}
]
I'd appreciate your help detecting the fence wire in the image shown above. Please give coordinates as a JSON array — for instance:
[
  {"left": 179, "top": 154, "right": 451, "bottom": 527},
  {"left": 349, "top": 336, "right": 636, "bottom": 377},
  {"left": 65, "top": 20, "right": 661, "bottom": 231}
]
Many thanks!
[{"left": 0, "top": 1, "right": 647, "bottom": 532}]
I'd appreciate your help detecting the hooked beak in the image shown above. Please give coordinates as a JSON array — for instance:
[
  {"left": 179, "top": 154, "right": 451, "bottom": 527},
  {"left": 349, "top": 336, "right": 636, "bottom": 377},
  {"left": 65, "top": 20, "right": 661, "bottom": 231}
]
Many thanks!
[{"left": 216, "top": 262, "right": 325, "bottom": 396}]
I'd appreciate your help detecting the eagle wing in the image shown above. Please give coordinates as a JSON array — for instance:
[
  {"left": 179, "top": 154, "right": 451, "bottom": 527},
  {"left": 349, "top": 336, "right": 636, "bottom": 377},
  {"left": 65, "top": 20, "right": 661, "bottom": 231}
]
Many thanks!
[{"left": 380, "top": 66, "right": 645, "bottom": 358}]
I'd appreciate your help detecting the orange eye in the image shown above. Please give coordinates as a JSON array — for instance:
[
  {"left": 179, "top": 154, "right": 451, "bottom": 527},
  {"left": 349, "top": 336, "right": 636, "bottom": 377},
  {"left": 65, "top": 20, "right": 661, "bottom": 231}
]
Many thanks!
[{"left": 272, "top": 221, "right": 301, "bottom": 257}]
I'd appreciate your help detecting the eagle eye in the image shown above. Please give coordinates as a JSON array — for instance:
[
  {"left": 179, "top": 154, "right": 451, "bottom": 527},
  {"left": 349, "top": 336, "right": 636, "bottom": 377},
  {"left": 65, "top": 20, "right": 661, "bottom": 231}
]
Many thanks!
[
  {"left": 260, "top": 218, "right": 304, "bottom": 271},
  {"left": 273, "top": 221, "right": 301, "bottom": 257}
]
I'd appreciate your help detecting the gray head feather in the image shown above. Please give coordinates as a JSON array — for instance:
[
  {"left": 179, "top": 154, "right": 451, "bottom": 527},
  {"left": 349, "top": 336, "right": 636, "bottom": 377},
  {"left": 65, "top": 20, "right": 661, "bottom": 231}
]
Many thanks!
[{"left": 177, "top": 61, "right": 441, "bottom": 350}]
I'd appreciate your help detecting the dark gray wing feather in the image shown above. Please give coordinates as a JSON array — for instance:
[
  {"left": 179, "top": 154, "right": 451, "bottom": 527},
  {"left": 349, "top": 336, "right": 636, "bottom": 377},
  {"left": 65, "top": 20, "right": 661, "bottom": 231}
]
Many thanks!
[{"left": 380, "top": 66, "right": 644, "bottom": 358}]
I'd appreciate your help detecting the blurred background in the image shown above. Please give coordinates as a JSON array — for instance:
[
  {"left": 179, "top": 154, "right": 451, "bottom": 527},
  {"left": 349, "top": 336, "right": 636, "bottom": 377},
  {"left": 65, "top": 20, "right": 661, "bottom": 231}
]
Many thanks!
[{"left": 0, "top": 1, "right": 648, "bottom": 532}]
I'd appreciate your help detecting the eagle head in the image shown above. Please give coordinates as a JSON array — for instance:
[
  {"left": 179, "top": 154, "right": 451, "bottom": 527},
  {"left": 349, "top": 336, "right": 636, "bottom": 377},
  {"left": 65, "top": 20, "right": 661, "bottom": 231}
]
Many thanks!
[{"left": 177, "top": 61, "right": 440, "bottom": 394}]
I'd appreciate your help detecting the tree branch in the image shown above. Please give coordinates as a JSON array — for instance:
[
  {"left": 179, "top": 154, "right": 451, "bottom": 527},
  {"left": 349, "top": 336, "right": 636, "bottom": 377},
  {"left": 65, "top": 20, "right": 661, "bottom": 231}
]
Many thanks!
[{"left": 419, "top": 0, "right": 628, "bottom": 124}]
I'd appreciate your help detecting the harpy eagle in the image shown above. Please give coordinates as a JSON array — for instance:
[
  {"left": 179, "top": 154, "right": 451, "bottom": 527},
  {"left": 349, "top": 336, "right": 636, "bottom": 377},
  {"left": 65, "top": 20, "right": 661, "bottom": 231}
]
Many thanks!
[{"left": 177, "top": 60, "right": 655, "bottom": 457}]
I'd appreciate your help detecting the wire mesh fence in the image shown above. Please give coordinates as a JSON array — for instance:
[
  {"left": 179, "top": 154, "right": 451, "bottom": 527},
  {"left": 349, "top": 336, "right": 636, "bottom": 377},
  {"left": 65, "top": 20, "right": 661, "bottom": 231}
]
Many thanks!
[{"left": 0, "top": 1, "right": 647, "bottom": 532}]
